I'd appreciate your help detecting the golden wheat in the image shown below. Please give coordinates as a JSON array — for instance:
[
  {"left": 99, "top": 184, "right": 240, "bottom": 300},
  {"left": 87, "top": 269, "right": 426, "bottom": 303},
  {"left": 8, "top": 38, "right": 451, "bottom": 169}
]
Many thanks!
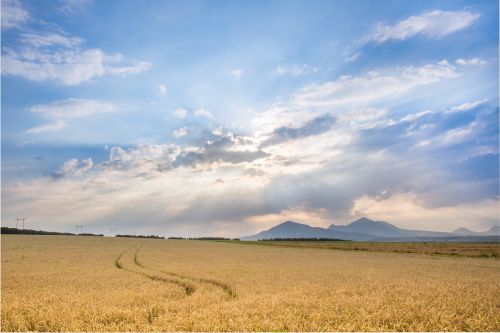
[{"left": 2, "top": 235, "right": 499, "bottom": 331}]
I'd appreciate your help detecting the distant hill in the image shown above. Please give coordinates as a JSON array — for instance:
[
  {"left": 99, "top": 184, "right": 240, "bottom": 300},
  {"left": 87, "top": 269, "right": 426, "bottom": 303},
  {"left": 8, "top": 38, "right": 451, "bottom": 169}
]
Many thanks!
[
  {"left": 242, "top": 218, "right": 499, "bottom": 242},
  {"left": 453, "top": 225, "right": 500, "bottom": 236},
  {"left": 328, "top": 217, "right": 455, "bottom": 238},
  {"left": 242, "top": 221, "right": 376, "bottom": 240},
  {"left": 453, "top": 227, "right": 475, "bottom": 235},
  {"left": 241, "top": 221, "right": 373, "bottom": 241},
  {"left": 241, "top": 221, "right": 328, "bottom": 240},
  {"left": 488, "top": 225, "right": 500, "bottom": 235},
  {"left": 328, "top": 217, "right": 403, "bottom": 237}
]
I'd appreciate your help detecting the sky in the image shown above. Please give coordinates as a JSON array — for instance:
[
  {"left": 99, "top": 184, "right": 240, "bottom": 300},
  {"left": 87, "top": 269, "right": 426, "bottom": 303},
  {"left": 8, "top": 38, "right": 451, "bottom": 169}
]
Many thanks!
[{"left": 1, "top": 0, "right": 499, "bottom": 237}]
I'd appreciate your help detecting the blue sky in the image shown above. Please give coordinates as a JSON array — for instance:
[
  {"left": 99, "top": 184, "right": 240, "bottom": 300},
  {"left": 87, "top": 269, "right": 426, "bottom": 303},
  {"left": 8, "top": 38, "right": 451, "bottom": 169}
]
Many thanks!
[{"left": 1, "top": 0, "right": 498, "bottom": 236}]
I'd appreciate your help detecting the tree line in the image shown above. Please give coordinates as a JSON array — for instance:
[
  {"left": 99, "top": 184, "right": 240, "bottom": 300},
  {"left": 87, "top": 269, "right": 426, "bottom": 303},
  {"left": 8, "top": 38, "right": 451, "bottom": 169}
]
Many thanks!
[
  {"left": 115, "top": 234, "right": 165, "bottom": 239},
  {"left": 1, "top": 227, "right": 103, "bottom": 236},
  {"left": 167, "top": 237, "right": 240, "bottom": 241},
  {"left": 259, "top": 238, "right": 347, "bottom": 241}
]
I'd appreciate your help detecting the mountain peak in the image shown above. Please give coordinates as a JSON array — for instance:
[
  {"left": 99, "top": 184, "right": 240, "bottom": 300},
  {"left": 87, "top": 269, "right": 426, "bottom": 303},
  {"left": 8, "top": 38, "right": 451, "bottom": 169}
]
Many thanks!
[
  {"left": 242, "top": 220, "right": 337, "bottom": 241},
  {"left": 453, "top": 227, "right": 472, "bottom": 233},
  {"left": 267, "top": 220, "right": 312, "bottom": 231},
  {"left": 349, "top": 217, "right": 399, "bottom": 229},
  {"left": 242, "top": 218, "right": 480, "bottom": 241},
  {"left": 488, "top": 225, "right": 500, "bottom": 234},
  {"left": 282, "top": 220, "right": 301, "bottom": 225},
  {"left": 272, "top": 220, "right": 307, "bottom": 228},
  {"left": 351, "top": 217, "right": 375, "bottom": 224},
  {"left": 453, "top": 225, "right": 499, "bottom": 236},
  {"left": 328, "top": 217, "right": 401, "bottom": 236}
]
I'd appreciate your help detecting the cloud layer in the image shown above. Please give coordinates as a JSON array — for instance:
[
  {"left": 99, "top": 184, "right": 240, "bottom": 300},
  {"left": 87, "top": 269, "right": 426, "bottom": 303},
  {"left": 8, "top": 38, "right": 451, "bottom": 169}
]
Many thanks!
[
  {"left": 2, "top": 4, "right": 150, "bottom": 86},
  {"left": 293, "top": 61, "right": 458, "bottom": 108},
  {"left": 26, "top": 99, "right": 117, "bottom": 133},
  {"left": 1, "top": 0, "right": 29, "bottom": 29},
  {"left": 367, "top": 10, "right": 479, "bottom": 43},
  {"left": 6, "top": 60, "right": 498, "bottom": 235}
]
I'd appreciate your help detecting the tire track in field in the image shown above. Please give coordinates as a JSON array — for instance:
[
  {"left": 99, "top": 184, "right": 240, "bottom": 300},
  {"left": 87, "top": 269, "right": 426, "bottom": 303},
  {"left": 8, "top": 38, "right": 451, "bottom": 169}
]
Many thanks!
[
  {"left": 134, "top": 244, "right": 236, "bottom": 298},
  {"left": 115, "top": 243, "right": 195, "bottom": 295}
]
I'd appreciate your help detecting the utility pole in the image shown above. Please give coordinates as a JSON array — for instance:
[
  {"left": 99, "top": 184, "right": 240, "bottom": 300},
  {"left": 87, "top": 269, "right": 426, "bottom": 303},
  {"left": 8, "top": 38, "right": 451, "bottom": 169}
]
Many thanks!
[
  {"left": 74, "top": 225, "right": 83, "bottom": 234},
  {"left": 16, "top": 218, "right": 26, "bottom": 232}
]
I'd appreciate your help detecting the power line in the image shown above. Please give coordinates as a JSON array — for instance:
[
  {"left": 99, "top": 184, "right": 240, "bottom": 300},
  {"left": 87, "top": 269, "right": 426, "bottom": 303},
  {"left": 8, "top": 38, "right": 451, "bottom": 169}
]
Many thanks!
[{"left": 74, "top": 224, "right": 84, "bottom": 234}]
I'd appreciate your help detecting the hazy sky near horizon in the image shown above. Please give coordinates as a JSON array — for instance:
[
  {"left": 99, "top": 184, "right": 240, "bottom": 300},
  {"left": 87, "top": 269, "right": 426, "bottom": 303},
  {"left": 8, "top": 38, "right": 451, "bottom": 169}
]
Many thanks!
[{"left": 2, "top": 0, "right": 498, "bottom": 237}]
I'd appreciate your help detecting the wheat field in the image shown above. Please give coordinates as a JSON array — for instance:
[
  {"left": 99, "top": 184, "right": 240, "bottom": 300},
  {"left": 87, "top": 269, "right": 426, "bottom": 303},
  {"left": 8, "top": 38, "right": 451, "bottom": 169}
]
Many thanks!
[
  {"left": 239, "top": 240, "right": 500, "bottom": 257},
  {"left": 1, "top": 235, "right": 499, "bottom": 331}
]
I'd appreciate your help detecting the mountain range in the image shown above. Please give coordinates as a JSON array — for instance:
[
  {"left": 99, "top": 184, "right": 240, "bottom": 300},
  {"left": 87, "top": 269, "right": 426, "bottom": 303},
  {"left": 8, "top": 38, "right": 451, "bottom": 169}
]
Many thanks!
[{"left": 242, "top": 217, "right": 500, "bottom": 242}]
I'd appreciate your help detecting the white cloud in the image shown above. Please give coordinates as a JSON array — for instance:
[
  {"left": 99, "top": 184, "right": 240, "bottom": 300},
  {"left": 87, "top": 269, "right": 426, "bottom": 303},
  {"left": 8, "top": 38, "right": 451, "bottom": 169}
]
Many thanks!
[
  {"left": 345, "top": 52, "right": 361, "bottom": 62},
  {"left": 20, "top": 33, "right": 84, "bottom": 48},
  {"left": 455, "top": 58, "right": 487, "bottom": 66},
  {"left": 172, "top": 127, "right": 188, "bottom": 138},
  {"left": 469, "top": 146, "right": 498, "bottom": 158},
  {"left": 2, "top": 47, "right": 105, "bottom": 85},
  {"left": 447, "top": 99, "right": 488, "bottom": 113},
  {"left": 275, "top": 64, "right": 318, "bottom": 76},
  {"left": 352, "top": 193, "right": 498, "bottom": 232},
  {"left": 399, "top": 110, "right": 433, "bottom": 123},
  {"left": 172, "top": 108, "right": 188, "bottom": 119},
  {"left": 368, "top": 10, "right": 479, "bottom": 44},
  {"left": 230, "top": 68, "right": 244, "bottom": 78},
  {"left": 416, "top": 121, "right": 478, "bottom": 148},
  {"left": 194, "top": 108, "right": 214, "bottom": 119},
  {"left": 104, "top": 144, "right": 180, "bottom": 176},
  {"left": 212, "top": 127, "right": 223, "bottom": 136},
  {"left": 1, "top": 1, "right": 149, "bottom": 85},
  {"left": 158, "top": 84, "right": 167, "bottom": 96},
  {"left": 1, "top": 0, "right": 29, "bottom": 29},
  {"left": 293, "top": 61, "right": 458, "bottom": 108},
  {"left": 59, "top": 158, "right": 93, "bottom": 176},
  {"left": 439, "top": 123, "right": 476, "bottom": 145},
  {"left": 26, "top": 99, "right": 116, "bottom": 134},
  {"left": 30, "top": 98, "right": 117, "bottom": 119},
  {"left": 105, "top": 60, "right": 151, "bottom": 75},
  {"left": 2, "top": 30, "right": 151, "bottom": 85},
  {"left": 26, "top": 120, "right": 66, "bottom": 134},
  {"left": 59, "top": 0, "right": 93, "bottom": 14}
]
